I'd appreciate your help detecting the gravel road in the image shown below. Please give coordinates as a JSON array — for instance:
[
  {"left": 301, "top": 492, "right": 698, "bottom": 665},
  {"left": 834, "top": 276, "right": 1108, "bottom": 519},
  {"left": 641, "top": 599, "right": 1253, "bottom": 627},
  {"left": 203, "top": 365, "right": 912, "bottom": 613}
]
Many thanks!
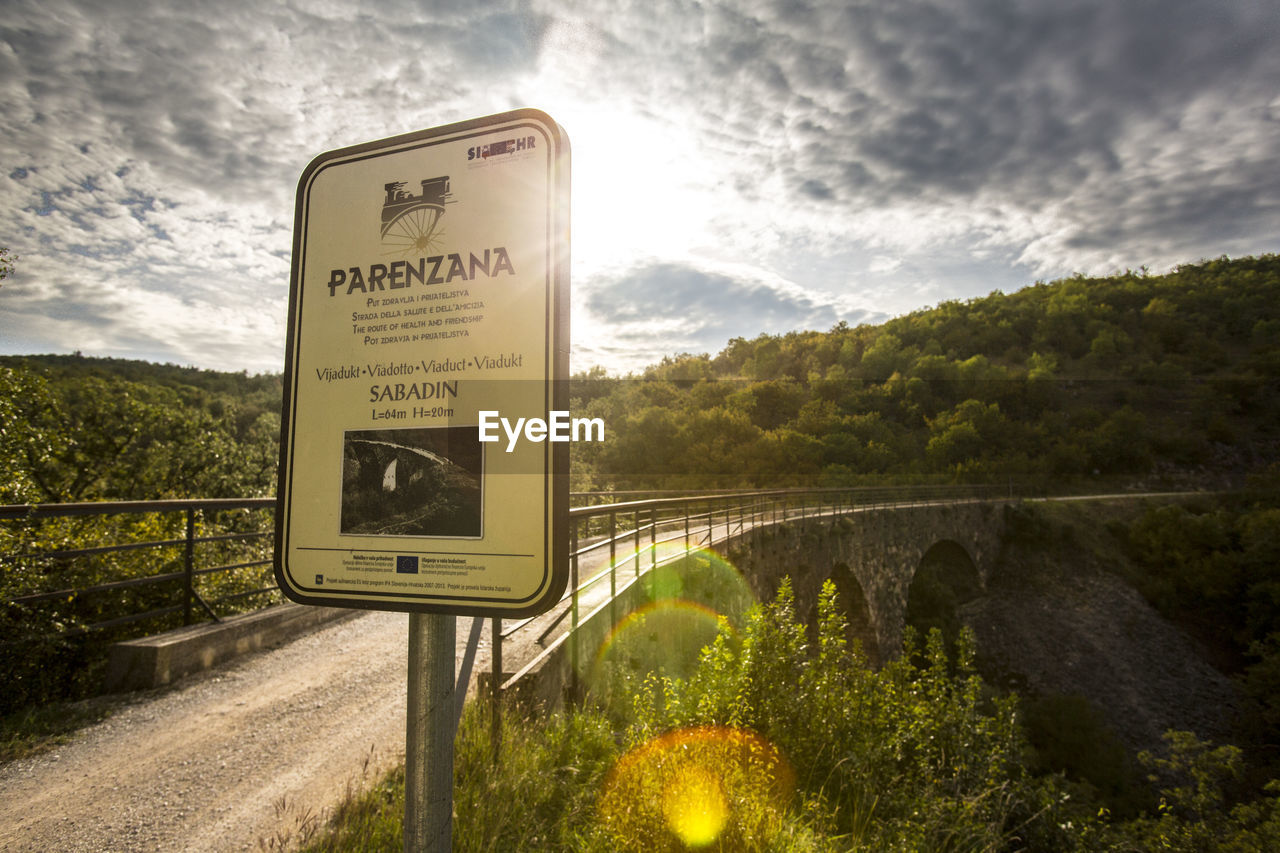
[{"left": 0, "top": 610, "right": 502, "bottom": 852}]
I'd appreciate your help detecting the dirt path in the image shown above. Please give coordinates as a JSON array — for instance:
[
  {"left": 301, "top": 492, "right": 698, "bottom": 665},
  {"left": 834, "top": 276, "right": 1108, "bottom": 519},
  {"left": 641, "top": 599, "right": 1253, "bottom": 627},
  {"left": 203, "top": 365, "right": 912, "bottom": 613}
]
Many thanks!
[{"left": 0, "top": 611, "right": 506, "bottom": 852}]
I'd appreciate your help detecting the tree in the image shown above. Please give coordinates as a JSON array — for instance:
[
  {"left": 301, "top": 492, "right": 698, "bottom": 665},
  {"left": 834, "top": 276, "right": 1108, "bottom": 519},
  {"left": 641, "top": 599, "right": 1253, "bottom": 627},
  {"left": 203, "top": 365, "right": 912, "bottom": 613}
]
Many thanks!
[
  {"left": 0, "top": 367, "right": 56, "bottom": 503},
  {"left": 0, "top": 247, "right": 15, "bottom": 285}
]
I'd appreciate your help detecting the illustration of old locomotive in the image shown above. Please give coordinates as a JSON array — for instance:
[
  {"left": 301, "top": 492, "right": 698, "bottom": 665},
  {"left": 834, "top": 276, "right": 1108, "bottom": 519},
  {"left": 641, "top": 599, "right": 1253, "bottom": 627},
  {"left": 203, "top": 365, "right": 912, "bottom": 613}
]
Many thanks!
[{"left": 381, "top": 176, "right": 451, "bottom": 255}]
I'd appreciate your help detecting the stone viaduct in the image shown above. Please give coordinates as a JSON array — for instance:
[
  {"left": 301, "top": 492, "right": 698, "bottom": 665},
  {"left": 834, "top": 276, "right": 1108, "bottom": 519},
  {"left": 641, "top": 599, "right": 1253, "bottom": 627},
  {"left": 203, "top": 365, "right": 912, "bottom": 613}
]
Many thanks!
[
  {"left": 720, "top": 498, "right": 1012, "bottom": 661},
  {"left": 521, "top": 496, "right": 1018, "bottom": 709}
]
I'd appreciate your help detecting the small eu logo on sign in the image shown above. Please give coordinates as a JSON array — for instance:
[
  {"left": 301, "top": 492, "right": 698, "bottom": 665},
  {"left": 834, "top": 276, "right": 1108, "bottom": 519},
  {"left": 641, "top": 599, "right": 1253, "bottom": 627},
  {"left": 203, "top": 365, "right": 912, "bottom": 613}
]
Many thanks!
[
  {"left": 396, "top": 556, "right": 419, "bottom": 574},
  {"left": 315, "top": 574, "right": 324, "bottom": 585}
]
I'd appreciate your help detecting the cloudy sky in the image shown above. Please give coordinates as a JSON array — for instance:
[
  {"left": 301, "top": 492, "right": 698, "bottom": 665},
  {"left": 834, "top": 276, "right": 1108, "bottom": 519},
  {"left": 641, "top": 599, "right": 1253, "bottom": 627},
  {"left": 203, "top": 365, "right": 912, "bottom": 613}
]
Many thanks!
[{"left": 2, "top": 0, "right": 1277, "bottom": 375}]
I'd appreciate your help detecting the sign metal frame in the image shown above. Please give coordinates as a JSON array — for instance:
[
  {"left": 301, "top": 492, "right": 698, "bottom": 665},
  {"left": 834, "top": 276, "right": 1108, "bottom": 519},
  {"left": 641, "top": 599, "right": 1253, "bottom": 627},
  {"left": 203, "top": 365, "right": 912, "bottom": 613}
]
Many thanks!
[{"left": 274, "top": 110, "right": 570, "bottom": 618}]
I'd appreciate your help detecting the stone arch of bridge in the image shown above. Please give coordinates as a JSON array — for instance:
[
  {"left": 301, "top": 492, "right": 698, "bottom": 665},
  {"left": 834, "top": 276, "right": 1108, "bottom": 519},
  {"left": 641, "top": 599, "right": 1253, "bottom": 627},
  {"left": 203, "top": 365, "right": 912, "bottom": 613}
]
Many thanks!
[
  {"left": 803, "top": 561, "right": 881, "bottom": 664},
  {"left": 872, "top": 529, "right": 990, "bottom": 658},
  {"left": 904, "top": 539, "right": 984, "bottom": 646},
  {"left": 725, "top": 500, "right": 1008, "bottom": 663}
]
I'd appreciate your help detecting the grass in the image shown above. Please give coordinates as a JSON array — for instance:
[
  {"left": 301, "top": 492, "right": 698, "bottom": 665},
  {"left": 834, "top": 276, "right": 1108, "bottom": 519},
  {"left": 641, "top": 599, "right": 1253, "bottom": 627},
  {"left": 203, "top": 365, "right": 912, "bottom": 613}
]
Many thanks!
[
  {"left": 298, "top": 580, "right": 1059, "bottom": 852},
  {"left": 283, "top": 765, "right": 402, "bottom": 852},
  {"left": 296, "top": 702, "right": 621, "bottom": 852}
]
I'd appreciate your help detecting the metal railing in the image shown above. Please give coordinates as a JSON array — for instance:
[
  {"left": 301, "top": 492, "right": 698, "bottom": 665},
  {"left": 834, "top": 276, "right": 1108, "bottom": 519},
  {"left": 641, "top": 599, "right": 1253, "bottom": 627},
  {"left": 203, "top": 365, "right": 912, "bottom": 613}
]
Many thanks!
[
  {"left": 1, "top": 484, "right": 1010, "bottom": 680},
  {"left": 1, "top": 497, "right": 276, "bottom": 642},
  {"left": 491, "top": 483, "right": 1013, "bottom": 698}
]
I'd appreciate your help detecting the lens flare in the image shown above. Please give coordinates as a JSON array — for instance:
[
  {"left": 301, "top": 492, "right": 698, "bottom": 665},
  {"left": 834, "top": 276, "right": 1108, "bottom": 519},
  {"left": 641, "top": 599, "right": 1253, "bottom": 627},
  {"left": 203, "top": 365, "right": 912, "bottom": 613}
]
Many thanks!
[
  {"left": 595, "top": 599, "right": 725, "bottom": 681},
  {"left": 663, "top": 765, "right": 728, "bottom": 847},
  {"left": 598, "top": 726, "right": 795, "bottom": 850},
  {"left": 592, "top": 548, "right": 756, "bottom": 674},
  {"left": 642, "top": 549, "right": 756, "bottom": 626},
  {"left": 583, "top": 548, "right": 758, "bottom": 711}
]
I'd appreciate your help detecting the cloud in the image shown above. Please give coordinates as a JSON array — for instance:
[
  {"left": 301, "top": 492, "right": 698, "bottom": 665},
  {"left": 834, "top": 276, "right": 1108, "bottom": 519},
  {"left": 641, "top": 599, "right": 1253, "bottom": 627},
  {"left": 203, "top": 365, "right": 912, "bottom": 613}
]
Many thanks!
[
  {"left": 1, "top": 0, "right": 1277, "bottom": 375},
  {"left": 0, "top": 0, "right": 545, "bottom": 371},
  {"left": 578, "top": 260, "right": 884, "bottom": 372},
  {"left": 554, "top": 0, "right": 1280, "bottom": 274}
]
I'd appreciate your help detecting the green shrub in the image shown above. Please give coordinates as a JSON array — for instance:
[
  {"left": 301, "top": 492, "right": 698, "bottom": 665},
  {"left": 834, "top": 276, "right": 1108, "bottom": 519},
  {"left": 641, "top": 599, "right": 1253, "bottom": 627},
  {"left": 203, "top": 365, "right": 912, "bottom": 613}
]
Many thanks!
[
  {"left": 626, "top": 579, "right": 1084, "bottom": 851},
  {"left": 302, "top": 574, "right": 1280, "bottom": 852},
  {"left": 1021, "top": 693, "right": 1149, "bottom": 818}
]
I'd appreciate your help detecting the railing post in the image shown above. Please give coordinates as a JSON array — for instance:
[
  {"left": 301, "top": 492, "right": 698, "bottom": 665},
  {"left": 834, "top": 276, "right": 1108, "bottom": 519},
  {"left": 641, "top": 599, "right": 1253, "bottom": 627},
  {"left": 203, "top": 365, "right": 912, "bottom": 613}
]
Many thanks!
[
  {"left": 184, "top": 507, "right": 196, "bottom": 625},
  {"left": 750, "top": 495, "right": 758, "bottom": 548},
  {"left": 634, "top": 509, "right": 641, "bottom": 577},
  {"left": 609, "top": 511, "right": 617, "bottom": 627},
  {"left": 570, "top": 519, "right": 580, "bottom": 700},
  {"left": 649, "top": 507, "right": 656, "bottom": 571},
  {"left": 490, "top": 617, "right": 502, "bottom": 764}
]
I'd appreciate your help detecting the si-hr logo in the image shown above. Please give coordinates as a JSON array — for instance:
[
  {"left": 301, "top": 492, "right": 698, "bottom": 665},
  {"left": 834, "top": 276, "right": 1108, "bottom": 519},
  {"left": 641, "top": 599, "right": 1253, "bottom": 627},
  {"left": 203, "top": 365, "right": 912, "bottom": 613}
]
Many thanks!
[
  {"left": 381, "top": 176, "right": 451, "bottom": 257},
  {"left": 467, "top": 136, "right": 536, "bottom": 161}
]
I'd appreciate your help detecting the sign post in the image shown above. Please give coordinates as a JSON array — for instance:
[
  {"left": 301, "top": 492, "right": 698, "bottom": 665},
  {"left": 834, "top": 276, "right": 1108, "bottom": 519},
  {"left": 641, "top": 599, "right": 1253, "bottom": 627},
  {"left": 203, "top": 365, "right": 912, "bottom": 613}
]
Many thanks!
[
  {"left": 405, "top": 612, "right": 454, "bottom": 850},
  {"left": 276, "top": 109, "right": 570, "bottom": 851}
]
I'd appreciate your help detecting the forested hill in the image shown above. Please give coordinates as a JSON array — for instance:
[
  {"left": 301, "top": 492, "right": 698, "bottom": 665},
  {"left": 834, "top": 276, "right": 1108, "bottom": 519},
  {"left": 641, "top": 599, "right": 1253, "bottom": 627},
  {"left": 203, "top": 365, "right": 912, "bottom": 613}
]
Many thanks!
[
  {"left": 2, "top": 255, "right": 1278, "bottom": 502},
  {"left": 0, "top": 354, "right": 281, "bottom": 504},
  {"left": 573, "top": 254, "right": 1280, "bottom": 490},
  {"left": 0, "top": 353, "right": 281, "bottom": 400}
]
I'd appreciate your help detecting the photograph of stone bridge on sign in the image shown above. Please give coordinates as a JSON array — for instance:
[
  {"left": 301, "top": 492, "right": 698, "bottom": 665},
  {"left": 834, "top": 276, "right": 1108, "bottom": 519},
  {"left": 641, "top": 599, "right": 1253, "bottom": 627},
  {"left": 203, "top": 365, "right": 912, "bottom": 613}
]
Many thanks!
[{"left": 340, "top": 426, "right": 483, "bottom": 537}]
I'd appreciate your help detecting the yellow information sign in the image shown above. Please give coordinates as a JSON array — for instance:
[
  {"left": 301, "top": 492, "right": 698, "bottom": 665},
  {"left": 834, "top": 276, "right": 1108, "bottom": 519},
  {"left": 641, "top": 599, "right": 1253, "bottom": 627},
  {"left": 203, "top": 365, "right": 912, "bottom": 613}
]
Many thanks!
[{"left": 275, "top": 110, "right": 570, "bottom": 616}]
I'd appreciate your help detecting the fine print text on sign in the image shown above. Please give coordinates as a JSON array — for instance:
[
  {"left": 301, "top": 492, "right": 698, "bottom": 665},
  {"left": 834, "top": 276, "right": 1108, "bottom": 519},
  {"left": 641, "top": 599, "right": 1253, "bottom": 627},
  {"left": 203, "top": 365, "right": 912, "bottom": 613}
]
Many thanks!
[{"left": 275, "top": 110, "right": 570, "bottom": 617}]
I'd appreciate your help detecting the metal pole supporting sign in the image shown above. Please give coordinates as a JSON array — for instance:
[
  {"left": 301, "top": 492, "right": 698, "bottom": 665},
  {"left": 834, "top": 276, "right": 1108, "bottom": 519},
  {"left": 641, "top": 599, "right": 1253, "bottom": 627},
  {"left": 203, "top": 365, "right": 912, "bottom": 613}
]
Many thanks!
[{"left": 405, "top": 613, "right": 454, "bottom": 851}]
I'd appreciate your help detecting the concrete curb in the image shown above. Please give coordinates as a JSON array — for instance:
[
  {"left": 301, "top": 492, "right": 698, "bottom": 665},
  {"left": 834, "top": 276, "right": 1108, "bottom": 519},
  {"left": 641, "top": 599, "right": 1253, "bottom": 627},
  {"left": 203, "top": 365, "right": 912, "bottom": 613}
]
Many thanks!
[{"left": 104, "top": 603, "right": 360, "bottom": 692}]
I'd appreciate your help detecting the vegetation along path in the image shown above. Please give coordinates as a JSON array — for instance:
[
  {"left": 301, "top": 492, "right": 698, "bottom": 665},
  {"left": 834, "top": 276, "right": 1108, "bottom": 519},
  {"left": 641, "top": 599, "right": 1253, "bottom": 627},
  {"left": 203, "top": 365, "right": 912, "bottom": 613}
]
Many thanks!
[
  {"left": 0, "top": 609, "right": 506, "bottom": 852},
  {"left": 0, "top": 498, "right": 753, "bottom": 851},
  {"left": 0, "top": 490, "right": 1196, "bottom": 851}
]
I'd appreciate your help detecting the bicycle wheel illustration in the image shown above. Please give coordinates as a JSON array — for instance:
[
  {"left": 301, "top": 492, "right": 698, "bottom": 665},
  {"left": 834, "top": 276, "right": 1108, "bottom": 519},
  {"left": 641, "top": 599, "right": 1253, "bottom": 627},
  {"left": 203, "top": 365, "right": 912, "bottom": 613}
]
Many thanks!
[{"left": 381, "top": 177, "right": 451, "bottom": 257}]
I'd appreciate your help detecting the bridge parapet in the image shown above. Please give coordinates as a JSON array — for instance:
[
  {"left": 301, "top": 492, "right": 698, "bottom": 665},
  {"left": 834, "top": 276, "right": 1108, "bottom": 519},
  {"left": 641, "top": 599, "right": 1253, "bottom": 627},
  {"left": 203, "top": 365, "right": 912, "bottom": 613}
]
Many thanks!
[
  {"left": 502, "top": 487, "right": 1014, "bottom": 707},
  {"left": 721, "top": 498, "right": 1010, "bottom": 662}
]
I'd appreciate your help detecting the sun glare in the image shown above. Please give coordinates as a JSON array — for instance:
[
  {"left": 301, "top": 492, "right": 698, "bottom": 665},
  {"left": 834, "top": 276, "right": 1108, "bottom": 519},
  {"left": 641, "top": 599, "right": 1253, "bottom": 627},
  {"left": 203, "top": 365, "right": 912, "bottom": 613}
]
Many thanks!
[
  {"left": 537, "top": 101, "right": 714, "bottom": 274},
  {"left": 662, "top": 765, "right": 730, "bottom": 847},
  {"left": 597, "top": 725, "right": 795, "bottom": 849}
]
